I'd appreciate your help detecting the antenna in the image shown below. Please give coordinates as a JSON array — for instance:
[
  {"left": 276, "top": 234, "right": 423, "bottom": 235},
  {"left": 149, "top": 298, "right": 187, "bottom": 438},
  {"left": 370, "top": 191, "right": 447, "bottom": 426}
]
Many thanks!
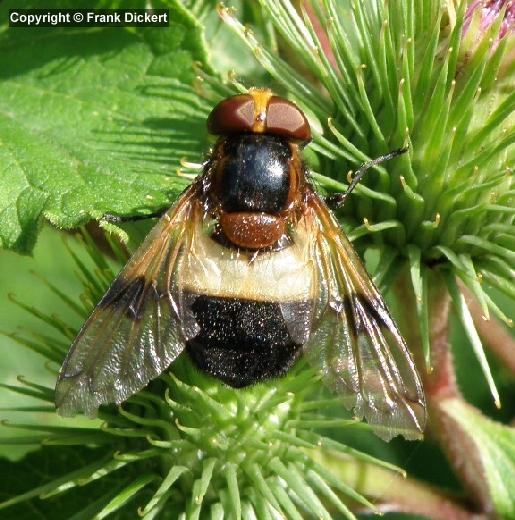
[{"left": 326, "top": 147, "right": 408, "bottom": 208}]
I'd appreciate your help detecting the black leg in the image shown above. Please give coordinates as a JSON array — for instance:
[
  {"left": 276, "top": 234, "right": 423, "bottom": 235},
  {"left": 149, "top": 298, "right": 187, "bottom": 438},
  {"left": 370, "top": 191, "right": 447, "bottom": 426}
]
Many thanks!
[
  {"left": 325, "top": 147, "right": 408, "bottom": 209},
  {"left": 103, "top": 207, "right": 169, "bottom": 223}
]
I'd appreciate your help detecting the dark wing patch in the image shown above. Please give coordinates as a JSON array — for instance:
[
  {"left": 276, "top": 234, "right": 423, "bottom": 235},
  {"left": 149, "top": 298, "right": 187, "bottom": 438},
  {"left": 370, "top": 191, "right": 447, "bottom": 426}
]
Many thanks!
[
  {"left": 55, "top": 187, "right": 199, "bottom": 417},
  {"left": 304, "top": 191, "right": 426, "bottom": 441}
]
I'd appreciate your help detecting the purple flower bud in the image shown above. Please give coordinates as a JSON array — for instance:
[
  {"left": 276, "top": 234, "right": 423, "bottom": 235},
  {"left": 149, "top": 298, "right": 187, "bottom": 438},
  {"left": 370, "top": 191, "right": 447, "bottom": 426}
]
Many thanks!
[{"left": 464, "top": 0, "right": 514, "bottom": 42}]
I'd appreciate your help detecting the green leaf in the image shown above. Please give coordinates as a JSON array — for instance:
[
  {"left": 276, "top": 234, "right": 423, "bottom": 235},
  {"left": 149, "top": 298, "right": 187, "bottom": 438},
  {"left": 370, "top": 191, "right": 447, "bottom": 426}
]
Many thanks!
[
  {"left": 440, "top": 399, "right": 515, "bottom": 519},
  {"left": 0, "top": 446, "right": 141, "bottom": 519},
  {"left": 0, "top": 0, "right": 212, "bottom": 254}
]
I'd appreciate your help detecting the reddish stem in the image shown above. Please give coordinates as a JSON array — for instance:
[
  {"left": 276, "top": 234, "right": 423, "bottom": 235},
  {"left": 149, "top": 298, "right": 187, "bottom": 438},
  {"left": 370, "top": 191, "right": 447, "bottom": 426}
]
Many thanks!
[
  {"left": 397, "top": 269, "right": 494, "bottom": 515},
  {"left": 423, "top": 278, "right": 461, "bottom": 402},
  {"left": 302, "top": 1, "right": 339, "bottom": 70},
  {"left": 459, "top": 280, "right": 515, "bottom": 375}
]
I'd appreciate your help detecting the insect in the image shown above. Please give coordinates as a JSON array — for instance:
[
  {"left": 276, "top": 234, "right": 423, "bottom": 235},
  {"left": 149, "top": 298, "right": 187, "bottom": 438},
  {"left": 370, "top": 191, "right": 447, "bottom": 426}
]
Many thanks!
[{"left": 55, "top": 88, "right": 426, "bottom": 441}]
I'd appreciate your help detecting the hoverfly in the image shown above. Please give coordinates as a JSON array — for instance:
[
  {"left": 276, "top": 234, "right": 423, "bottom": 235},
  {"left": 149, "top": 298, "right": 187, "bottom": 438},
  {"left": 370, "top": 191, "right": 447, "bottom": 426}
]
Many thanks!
[{"left": 55, "top": 88, "right": 426, "bottom": 441}]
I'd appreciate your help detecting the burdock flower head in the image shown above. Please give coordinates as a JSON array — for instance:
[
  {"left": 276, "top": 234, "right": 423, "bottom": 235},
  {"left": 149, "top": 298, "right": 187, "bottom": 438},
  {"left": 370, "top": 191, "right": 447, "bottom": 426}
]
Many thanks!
[
  {"left": 464, "top": 0, "right": 515, "bottom": 42},
  {"left": 460, "top": 0, "right": 515, "bottom": 72}
]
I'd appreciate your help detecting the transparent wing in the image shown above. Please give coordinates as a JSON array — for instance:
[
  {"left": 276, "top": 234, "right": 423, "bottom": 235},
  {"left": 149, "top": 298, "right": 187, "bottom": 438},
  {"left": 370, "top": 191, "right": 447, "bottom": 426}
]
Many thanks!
[
  {"left": 55, "top": 186, "right": 199, "bottom": 417},
  {"left": 304, "top": 191, "right": 426, "bottom": 441}
]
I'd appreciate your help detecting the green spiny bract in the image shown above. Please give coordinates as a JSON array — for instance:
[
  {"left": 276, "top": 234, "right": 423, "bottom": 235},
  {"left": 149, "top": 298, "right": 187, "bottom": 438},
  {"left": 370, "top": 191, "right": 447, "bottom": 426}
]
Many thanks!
[{"left": 217, "top": 0, "right": 513, "bottom": 376}]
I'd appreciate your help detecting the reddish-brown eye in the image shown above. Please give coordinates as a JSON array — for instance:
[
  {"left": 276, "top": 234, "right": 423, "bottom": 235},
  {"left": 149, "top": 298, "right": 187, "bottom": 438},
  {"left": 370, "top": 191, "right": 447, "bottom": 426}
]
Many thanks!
[
  {"left": 266, "top": 96, "right": 311, "bottom": 142},
  {"left": 207, "top": 94, "right": 255, "bottom": 136}
]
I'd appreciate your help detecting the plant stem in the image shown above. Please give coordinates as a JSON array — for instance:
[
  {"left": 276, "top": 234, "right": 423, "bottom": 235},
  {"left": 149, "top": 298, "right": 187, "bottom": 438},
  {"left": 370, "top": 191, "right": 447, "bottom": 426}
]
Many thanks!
[
  {"left": 424, "top": 274, "right": 461, "bottom": 402},
  {"left": 396, "top": 268, "right": 494, "bottom": 515},
  {"left": 396, "top": 267, "right": 461, "bottom": 403},
  {"left": 459, "top": 281, "right": 515, "bottom": 375},
  {"left": 306, "top": 449, "right": 483, "bottom": 520}
]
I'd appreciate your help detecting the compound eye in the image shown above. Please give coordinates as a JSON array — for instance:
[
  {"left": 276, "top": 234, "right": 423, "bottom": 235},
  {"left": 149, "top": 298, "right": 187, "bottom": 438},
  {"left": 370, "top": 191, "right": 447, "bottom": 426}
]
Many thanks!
[
  {"left": 207, "top": 94, "right": 255, "bottom": 136},
  {"left": 266, "top": 96, "right": 311, "bottom": 142}
]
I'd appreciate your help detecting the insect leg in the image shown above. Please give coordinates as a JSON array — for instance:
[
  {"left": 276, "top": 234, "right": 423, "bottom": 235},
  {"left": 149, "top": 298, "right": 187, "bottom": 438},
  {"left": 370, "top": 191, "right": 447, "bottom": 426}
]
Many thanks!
[
  {"left": 325, "top": 147, "right": 408, "bottom": 209},
  {"left": 103, "top": 208, "right": 169, "bottom": 223}
]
